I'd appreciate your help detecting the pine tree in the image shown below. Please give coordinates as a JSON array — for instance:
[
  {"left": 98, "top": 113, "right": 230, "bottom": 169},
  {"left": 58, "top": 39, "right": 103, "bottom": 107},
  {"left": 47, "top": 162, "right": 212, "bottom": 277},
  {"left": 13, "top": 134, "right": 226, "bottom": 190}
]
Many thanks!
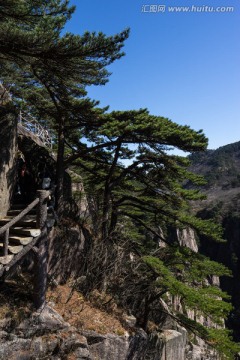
[
  {"left": 68, "top": 109, "right": 240, "bottom": 358},
  {"left": 0, "top": 0, "right": 129, "bottom": 207},
  {"left": 69, "top": 109, "right": 222, "bottom": 241}
]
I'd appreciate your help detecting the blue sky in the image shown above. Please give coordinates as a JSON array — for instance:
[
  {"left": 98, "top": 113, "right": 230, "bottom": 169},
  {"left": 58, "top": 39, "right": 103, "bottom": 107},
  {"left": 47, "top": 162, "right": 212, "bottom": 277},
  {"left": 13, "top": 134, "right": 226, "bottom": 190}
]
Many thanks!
[{"left": 66, "top": 0, "right": 240, "bottom": 150}]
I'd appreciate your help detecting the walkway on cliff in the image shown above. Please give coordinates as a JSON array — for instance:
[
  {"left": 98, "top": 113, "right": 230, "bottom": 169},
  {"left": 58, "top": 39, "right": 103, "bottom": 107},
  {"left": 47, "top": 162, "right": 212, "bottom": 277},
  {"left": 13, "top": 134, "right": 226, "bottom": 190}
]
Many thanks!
[
  {"left": 0, "top": 113, "right": 54, "bottom": 309},
  {"left": 18, "top": 111, "right": 53, "bottom": 149}
]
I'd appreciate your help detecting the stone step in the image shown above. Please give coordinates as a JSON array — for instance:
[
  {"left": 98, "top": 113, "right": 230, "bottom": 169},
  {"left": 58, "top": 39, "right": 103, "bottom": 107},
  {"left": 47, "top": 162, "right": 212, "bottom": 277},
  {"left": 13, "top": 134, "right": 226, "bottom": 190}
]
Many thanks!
[
  {"left": 0, "top": 218, "right": 36, "bottom": 227},
  {"left": 0, "top": 255, "right": 14, "bottom": 265},
  {"left": 10, "top": 204, "right": 27, "bottom": 210},
  {"left": 10, "top": 227, "right": 41, "bottom": 237},
  {"left": 7, "top": 209, "right": 36, "bottom": 216},
  {"left": 3, "top": 214, "right": 36, "bottom": 221},
  {"left": 0, "top": 243, "right": 23, "bottom": 254},
  {"left": 8, "top": 236, "right": 33, "bottom": 246}
]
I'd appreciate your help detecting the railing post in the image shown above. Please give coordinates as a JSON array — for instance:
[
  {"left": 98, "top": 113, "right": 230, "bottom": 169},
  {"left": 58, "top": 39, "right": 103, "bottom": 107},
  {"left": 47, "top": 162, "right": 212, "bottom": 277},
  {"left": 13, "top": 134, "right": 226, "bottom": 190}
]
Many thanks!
[
  {"left": 36, "top": 190, "right": 49, "bottom": 229},
  {"left": 3, "top": 229, "right": 9, "bottom": 256},
  {"left": 33, "top": 190, "right": 49, "bottom": 310}
]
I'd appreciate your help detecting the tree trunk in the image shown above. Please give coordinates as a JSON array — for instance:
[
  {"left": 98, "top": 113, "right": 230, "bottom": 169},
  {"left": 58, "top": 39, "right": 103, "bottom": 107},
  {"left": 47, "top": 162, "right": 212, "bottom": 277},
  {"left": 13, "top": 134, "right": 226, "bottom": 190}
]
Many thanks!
[
  {"left": 101, "top": 141, "right": 122, "bottom": 240},
  {"left": 0, "top": 105, "right": 18, "bottom": 217},
  {"left": 55, "top": 121, "right": 65, "bottom": 211},
  {"left": 109, "top": 202, "right": 118, "bottom": 234},
  {"left": 102, "top": 184, "right": 111, "bottom": 241},
  {"left": 33, "top": 229, "right": 48, "bottom": 310}
]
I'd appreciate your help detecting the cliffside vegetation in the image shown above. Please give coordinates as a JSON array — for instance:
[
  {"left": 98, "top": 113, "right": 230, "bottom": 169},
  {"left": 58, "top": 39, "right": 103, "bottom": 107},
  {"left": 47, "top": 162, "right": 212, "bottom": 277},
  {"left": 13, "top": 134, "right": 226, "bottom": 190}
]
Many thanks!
[
  {"left": 189, "top": 142, "right": 240, "bottom": 346},
  {"left": 1, "top": 1, "right": 240, "bottom": 358}
]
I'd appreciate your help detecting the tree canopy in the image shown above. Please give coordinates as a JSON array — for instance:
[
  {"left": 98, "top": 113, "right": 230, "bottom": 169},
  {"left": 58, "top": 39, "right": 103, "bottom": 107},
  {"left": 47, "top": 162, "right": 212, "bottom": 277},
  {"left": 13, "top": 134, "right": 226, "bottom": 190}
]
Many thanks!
[{"left": 0, "top": 0, "right": 129, "bottom": 205}]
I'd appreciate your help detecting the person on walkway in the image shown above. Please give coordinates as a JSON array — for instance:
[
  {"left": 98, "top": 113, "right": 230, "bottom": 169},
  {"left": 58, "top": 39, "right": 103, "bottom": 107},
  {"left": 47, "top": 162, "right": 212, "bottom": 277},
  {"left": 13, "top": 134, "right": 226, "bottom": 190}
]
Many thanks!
[{"left": 19, "top": 161, "right": 35, "bottom": 203}]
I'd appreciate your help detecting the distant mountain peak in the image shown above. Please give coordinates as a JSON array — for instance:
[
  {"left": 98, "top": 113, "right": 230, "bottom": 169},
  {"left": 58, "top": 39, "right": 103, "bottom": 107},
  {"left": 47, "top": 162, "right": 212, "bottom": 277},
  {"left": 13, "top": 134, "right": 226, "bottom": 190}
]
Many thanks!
[{"left": 188, "top": 140, "right": 240, "bottom": 207}]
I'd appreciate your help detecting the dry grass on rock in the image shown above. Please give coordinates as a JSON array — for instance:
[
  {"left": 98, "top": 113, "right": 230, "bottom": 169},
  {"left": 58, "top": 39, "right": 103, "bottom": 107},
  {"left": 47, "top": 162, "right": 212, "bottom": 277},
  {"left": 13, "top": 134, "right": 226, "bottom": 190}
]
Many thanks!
[
  {"left": 47, "top": 284, "right": 127, "bottom": 336},
  {"left": 0, "top": 276, "right": 128, "bottom": 337}
]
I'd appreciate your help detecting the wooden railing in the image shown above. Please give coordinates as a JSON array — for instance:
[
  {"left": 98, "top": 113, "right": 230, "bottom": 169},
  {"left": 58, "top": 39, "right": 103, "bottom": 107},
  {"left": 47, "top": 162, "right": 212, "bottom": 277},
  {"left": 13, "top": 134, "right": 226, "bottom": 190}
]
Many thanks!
[
  {"left": 0, "top": 190, "right": 49, "bottom": 309},
  {"left": 0, "top": 190, "right": 49, "bottom": 256},
  {"left": 18, "top": 111, "right": 53, "bottom": 149},
  {"left": 0, "top": 197, "right": 39, "bottom": 256}
]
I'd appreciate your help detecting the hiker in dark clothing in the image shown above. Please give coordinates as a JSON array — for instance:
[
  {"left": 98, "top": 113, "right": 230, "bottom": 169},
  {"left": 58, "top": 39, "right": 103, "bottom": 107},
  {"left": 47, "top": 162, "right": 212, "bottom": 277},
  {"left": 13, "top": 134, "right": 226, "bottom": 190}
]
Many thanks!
[{"left": 18, "top": 162, "right": 35, "bottom": 203}]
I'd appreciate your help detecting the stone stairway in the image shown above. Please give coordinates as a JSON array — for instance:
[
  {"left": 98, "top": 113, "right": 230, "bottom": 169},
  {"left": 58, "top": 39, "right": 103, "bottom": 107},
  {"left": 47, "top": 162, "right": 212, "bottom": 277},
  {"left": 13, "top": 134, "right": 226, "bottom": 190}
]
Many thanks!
[{"left": 0, "top": 202, "right": 41, "bottom": 270}]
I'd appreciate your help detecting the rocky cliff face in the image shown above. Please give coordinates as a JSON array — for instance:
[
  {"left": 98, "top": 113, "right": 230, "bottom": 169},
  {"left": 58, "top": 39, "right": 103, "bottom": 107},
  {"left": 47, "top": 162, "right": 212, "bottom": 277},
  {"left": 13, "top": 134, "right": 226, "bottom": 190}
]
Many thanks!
[
  {"left": 0, "top": 305, "right": 90, "bottom": 360},
  {"left": 176, "top": 227, "right": 198, "bottom": 252},
  {"left": 198, "top": 211, "right": 240, "bottom": 341},
  {"left": 189, "top": 141, "right": 240, "bottom": 341},
  {"left": 0, "top": 303, "right": 220, "bottom": 360}
]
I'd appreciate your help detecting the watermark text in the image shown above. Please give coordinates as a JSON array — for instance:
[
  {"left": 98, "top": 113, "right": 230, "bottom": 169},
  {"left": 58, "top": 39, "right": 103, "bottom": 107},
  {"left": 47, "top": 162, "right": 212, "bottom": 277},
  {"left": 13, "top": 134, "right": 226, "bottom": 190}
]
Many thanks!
[{"left": 141, "top": 4, "right": 235, "bottom": 13}]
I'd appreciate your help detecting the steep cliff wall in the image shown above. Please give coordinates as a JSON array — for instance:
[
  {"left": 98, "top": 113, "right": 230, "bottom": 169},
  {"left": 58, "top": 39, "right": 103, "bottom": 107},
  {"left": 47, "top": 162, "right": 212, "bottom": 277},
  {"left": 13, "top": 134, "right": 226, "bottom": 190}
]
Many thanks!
[
  {"left": 176, "top": 227, "right": 198, "bottom": 252},
  {"left": 189, "top": 141, "right": 240, "bottom": 342},
  {"left": 199, "top": 210, "right": 240, "bottom": 341},
  {"left": 0, "top": 299, "right": 216, "bottom": 360}
]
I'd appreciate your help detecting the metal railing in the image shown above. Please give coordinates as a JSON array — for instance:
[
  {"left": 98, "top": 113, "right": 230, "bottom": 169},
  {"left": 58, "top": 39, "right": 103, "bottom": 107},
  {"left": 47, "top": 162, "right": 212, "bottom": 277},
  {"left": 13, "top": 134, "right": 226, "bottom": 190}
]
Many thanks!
[{"left": 18, "top": 111, "right": 53, "bottom": 149}]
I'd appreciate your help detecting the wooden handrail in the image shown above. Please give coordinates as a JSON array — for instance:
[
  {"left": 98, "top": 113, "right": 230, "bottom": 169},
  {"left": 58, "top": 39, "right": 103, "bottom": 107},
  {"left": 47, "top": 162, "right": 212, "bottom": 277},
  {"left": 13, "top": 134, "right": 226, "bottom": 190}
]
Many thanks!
[
  {"left": 0, "top": 197, "right": 39, "bottom": 236},
  {"left": 0, "top": 190, "right": 49, "bottom": 259},
  {"left": 0, "top": 189, "right": 50, "bottom": 310}
]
